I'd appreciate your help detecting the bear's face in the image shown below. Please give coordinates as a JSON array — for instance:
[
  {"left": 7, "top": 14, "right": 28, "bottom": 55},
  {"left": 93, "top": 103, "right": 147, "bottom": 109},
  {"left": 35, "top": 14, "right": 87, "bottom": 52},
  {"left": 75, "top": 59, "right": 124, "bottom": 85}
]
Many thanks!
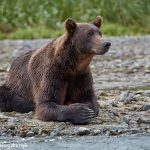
[{"left": 65, "top": 16, "right": 111, "bottom": 55}]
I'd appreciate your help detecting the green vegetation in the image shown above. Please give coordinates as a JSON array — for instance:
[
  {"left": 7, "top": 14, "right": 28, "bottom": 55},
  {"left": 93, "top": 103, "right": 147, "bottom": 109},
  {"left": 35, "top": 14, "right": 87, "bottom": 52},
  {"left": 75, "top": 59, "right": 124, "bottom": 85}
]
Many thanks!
[{"left": 0, "top": 0, "right": 150, "bottom": 39}]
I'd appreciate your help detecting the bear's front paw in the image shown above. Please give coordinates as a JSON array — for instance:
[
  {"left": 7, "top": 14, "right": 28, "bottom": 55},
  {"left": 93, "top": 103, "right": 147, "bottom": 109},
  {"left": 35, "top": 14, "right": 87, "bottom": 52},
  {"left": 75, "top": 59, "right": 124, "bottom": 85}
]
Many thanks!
[{"left": 68, "top": 103, "right": 95, "bottom": 124}]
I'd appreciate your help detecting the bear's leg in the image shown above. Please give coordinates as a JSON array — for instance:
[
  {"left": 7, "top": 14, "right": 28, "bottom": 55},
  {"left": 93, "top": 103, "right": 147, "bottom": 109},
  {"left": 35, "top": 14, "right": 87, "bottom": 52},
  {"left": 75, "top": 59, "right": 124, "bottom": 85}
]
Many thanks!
[
  {"left": 0, "top": 85, "right": 34, "bottom": 113},
  {"left": 34, "top": 71, "right": 96, "bottom": 124},
  {"left": 67, "top": 71, "right": 99, "bottom": 116},
  {"left": 35, "top": 101, "right": 95, "bottom": 124}
]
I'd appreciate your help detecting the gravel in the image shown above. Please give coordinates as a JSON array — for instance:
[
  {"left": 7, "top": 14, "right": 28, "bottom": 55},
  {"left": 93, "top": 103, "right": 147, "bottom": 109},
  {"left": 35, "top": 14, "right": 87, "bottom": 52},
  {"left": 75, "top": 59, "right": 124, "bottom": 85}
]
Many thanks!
[{"left": 0, "top": 35, "right": 150, "bottom": 137}]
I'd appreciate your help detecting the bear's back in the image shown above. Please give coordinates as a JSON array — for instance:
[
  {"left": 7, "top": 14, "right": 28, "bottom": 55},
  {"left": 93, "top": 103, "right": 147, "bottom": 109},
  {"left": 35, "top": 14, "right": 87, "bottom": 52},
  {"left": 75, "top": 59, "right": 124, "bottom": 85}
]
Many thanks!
[{"left": 5, "top": 50, "right": 34, "bottom": 101}]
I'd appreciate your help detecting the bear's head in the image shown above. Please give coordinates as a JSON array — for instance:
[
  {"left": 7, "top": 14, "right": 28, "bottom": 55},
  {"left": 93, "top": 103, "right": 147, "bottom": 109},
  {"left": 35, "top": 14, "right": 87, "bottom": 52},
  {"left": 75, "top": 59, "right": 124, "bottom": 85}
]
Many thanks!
[{"left": 65, "top": 16, "right": 111, "bottom": 55}]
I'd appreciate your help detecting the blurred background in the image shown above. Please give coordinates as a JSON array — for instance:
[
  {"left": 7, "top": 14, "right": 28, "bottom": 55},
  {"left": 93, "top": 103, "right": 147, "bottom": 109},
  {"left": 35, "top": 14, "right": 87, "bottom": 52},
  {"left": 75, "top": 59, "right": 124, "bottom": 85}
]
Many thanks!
[{"left": 0, "top": 0, "right": 150, "bottom": 39}]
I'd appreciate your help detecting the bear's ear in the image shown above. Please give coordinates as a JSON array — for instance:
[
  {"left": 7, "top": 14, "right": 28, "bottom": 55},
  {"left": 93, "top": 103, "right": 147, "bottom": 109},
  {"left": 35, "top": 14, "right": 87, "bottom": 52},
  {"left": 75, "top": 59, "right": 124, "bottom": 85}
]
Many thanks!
[
  {"left": 65, "top": 18, "right": 77, "bottom": 34},
  {"left": 92, "top": 16, "right": 103, "bottom": 28}
]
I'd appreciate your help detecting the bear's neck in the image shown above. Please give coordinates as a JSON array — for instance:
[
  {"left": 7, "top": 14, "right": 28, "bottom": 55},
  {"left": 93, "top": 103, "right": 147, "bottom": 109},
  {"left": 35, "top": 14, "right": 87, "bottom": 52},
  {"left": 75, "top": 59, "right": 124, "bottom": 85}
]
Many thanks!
[{"left": 76, "top": 54, "right": 94, "bottom": 72}]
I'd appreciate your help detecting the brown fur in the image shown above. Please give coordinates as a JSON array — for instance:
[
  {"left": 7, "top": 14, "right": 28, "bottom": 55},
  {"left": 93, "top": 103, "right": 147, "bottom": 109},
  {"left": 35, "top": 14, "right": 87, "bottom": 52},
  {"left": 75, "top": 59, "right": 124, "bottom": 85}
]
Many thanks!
[{"left": 0, "top": 16, "right": 111, "bottom": 124}]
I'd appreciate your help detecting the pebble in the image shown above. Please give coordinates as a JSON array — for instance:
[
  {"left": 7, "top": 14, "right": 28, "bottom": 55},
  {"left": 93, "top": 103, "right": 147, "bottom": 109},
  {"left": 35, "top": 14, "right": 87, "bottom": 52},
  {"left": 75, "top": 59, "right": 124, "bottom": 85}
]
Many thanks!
[
  {"left": 39, "top": 127, "right": 52, "bottom": 135},
  {"left": 143, "top": 90, "right": 150, "bottom": 97},
  {"left": 108, "top": 130, "right": 119, "bottom": 136},
  {"left": 99, "top": 92, "right": 108, "bottom": 96},
  {"left": 111, "top": 102, "right": 118, "bottom": 107},
  {"left": 139, "top": 104, "right": 150, "bottom": 111},
  {"left": 136, "top": 90, "right": 150, "bottom": 97},
  {"left": 76, "top": 127, "right": 90, "bottom": 136},
  {"left": 93, "top": 129, "right": 101, "bottom": 135},
  {"left": 20, "top": 131, "right": 27, "bottom": 137},
  {"left": 117, "top": 91, "right": 136, "bottom": 104},
  {"left": 7, "top": 125, "right": 15, "bottom": 130},
  {"left": 108, "top": 110, "right": 119, "bottom": 118},
  {"left": 26, "top": 131, "right": 35, "bottom": 137},
  {"left": 123, "top": 117, "right": 131, "bottom": 125},
  {"left": 32, "top": 127, "right": 39, "bottom": 134},
  {"left": 137, "top": 118, "right": 150, "bottom": 124}
]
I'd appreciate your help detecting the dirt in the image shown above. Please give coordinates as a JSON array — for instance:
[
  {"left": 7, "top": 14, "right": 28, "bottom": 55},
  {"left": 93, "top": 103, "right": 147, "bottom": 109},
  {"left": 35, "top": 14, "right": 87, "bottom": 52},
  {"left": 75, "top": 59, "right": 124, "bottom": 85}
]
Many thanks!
[{"left": 0, "top": 35, "right": 150, "bottom": 137}]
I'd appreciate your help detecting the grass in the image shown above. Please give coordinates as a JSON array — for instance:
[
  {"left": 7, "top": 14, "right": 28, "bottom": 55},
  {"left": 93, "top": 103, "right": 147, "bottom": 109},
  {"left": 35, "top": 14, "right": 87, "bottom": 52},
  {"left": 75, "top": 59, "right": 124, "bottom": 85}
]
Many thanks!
[
  {"left": 0, "top": 27, "right": 64, "bottom": 39},
  {"left": 0, "top": 24, "right": 149, "bottom": 40},
  {"left": 0, "top": 0, "right": 150, "bottom": 39}
]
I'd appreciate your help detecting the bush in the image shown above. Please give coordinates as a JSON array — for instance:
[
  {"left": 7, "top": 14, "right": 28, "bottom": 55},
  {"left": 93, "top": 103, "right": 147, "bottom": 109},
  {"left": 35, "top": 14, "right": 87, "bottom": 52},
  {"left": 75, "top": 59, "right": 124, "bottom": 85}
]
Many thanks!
[{"left": 0, "top": 0, "right": 150, "bottom": 39}]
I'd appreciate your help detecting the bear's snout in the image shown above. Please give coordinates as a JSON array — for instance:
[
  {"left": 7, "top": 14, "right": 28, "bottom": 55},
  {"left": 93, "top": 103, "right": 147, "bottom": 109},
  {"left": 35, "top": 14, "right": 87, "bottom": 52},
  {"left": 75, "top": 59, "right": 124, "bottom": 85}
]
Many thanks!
[
  {"left": 100, "top": 41, "right": 111, "bottom": 54},
  {"left": 103, "top": 42, "right": 111, "bottom": 49},
  {"left": 91, "top": 40, "right": 111, "bottom": 55}
]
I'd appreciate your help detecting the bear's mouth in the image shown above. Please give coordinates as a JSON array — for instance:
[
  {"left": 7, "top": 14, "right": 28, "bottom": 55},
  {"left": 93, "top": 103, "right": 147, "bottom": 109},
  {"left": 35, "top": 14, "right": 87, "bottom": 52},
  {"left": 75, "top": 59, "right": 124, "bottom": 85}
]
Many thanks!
[
  {"left": 92, "top": 47, "right": 109, "bottom": 55},
  {"left": 99, "top": 47, "right": 109, "bottom": 55}
]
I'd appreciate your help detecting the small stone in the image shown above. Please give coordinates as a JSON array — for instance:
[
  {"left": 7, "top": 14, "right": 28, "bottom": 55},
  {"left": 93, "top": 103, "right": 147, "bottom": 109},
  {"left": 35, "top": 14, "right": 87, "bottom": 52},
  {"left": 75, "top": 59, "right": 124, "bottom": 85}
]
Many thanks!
[
  {"left": 11, "top": 132, "right": 16, "bottom": 136},
  {"left": 93, "top": 129, "right": 101, "bottom": 135},
  {"left": 50, "top": 128, "right": 60, "bottom": 136},
  {"left": 144, "top": 90, "right": 150, "bottom": 97},
  {"left": 145, "top": 126, "right": 150, "bottom": 130},
  {"left": 19, "top": 125, "right": 31, "bottom": 131},
  {"left": 134, "top": 94, "right": 141, "bottom": 98},
  {"left": 8, "top": 118, "right": 20, "bottom": 124},
  {"left": 135, "top": 91, "right": 143, "bottom": 95},
  {"left": 32, "top": 127, "right": 39, "bottom": 134},
  {"left": 117, "top": 91, "right": 136, "bottom": 104},
  {"left": 123, "top": 117, "right": 131, "bottom": 125},
  {"left": 111, "top": 102, "right": 118, "bottom": 107},
  {"left": 7, "top": 125, "right": 15, "bottom": 130},
  {"left": 19, "top": 131, "right": 27, "bottom": 137},
  {"left": 136, "top": 90, "right": 150, "bottom": 97},
  {"left": 39, "top": 128, "right": 50, "bottom": 135},
  {"left": 76, "top": 127, "right": 90, "bottom": 136},
  {"left": 108, "top": 130, "right": 119, "bottom": 136},
  {"left": 137, "top": 118, "right": 150, "bottom": 124},
  {"left": 145, "top": 69, "right": 150, "bottom": 73},
  {"left": 139, "top": 104, "right": 150, "bottom": 111},
  {"left": 26, "top": 131, "right": 35, "bottom": 137},
  {"left": 99, "top": 92, "right": 108, "bottom": 96},
  {"left": 59, "top": 129, "right": 70, "bottom": 136},
  {"left": 108, "top": 110, "right": 119, "bottom": 119}
]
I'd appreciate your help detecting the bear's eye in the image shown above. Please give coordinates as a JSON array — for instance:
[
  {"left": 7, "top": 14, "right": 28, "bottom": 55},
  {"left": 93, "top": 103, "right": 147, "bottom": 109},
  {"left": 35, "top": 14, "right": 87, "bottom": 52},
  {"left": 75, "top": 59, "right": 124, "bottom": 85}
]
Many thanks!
[{"left": 87, "top": 31, "right": 94, "bottom": 36}]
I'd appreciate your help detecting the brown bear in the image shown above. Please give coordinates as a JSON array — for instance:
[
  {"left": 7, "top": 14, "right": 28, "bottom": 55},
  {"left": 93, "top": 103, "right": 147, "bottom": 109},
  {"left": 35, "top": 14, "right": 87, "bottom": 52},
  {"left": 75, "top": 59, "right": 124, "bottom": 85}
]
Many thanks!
[{"left": 0, "top": 16, "right": 111, "bottom": 124}]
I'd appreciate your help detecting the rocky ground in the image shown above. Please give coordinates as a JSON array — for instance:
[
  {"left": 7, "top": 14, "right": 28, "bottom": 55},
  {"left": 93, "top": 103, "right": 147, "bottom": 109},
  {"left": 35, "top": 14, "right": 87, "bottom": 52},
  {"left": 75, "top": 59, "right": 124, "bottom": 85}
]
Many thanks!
[{"left": 0, "top": 35, "right": 150, "bottom": 138}]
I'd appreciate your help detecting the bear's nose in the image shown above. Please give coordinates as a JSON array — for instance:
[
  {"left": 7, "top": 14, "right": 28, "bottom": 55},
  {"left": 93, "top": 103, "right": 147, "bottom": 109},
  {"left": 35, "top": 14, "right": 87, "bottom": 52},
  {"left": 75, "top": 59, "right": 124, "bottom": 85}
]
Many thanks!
[{"left": 104, "top": 42, "right": 111, "bottom": 48}]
